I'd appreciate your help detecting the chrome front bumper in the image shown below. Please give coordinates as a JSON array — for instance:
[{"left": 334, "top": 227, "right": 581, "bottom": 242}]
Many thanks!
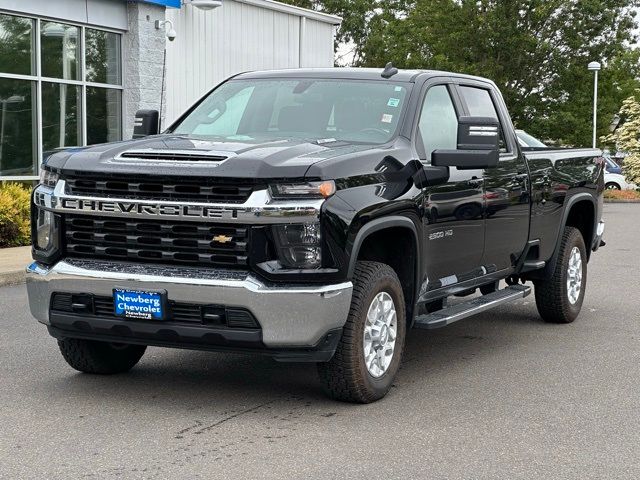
[
  {"left": 593, "top": 220, "right": 605, "bottom": 251},
  {"left": 26, "top": 259, "right": 353, "bottom": 348}
]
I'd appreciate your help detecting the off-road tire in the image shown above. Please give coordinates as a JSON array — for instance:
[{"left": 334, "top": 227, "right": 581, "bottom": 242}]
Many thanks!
[
  {"left": 534, "top": 226, "right": 587, "bottom": 324},
  {"left": 317, "top": 261, "right": 406, "bottom": 403},
  {"left": 57, "top": 338, "right": 147, "bottom": 374}
]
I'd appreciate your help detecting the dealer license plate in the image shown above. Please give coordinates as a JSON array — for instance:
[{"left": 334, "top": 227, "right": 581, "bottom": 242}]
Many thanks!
[{"left": 113, "top": 288, "right": 166, "bottom": 320}]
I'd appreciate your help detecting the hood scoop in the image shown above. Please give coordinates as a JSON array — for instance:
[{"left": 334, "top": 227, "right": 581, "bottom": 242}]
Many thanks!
[{"left": 117, "top": 149, "right": 229, "bottom": 163}]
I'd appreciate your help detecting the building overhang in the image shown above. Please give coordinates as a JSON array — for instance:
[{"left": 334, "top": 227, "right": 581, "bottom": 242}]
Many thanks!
[{"left": 138, "top": 0, "right": 342, "bottom": 25}]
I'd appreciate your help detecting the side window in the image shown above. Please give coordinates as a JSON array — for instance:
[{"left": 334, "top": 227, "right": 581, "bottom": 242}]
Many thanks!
[
  {"left": 417, "top": 85, "right": 458, "bottom": 162},
  {"left": 458, "top": 86, "right": 507, "bottom": 151}
]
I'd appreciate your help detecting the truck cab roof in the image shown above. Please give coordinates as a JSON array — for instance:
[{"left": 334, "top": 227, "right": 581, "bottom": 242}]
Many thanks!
[{"left": 236, "top": 67, "right": 497, "bottom": 86}]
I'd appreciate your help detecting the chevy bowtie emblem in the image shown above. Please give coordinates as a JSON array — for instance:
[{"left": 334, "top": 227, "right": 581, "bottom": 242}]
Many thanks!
[{"left": 213, "top": 234, "right": 233, "bottom": 244}]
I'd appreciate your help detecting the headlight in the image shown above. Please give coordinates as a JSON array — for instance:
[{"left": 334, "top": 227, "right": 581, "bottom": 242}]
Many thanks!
[
  {"left": 272, "top": 223, "right": 322, "bottom": 269},
  {"left": 39, "top": 167, "right": 59, "bottom": 187},
  {"left": 269, "top": 181, "right": 335, "bottom": 199},
  {"left": 35, "top": 209, "right": 54, "bottom": 250},
  {"left": 31, "top": 206, "right": 61, "bottom": 264}
]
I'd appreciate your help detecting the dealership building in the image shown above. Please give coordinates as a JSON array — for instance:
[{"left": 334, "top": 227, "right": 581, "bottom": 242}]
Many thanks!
[{"left": 0, "top": 0, "right": 340, "bottom": 180}]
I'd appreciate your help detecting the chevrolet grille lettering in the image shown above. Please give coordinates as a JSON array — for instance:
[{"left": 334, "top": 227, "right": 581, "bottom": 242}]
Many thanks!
[{"left": 59, "top": 198, "right": 233, "bottom": 220}]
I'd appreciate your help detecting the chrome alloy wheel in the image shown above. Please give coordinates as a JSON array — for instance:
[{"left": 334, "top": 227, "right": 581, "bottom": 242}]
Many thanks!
[
  {"left": 567, "top": 246, "right": 583, "bottom": 305},
  {"left": 363, "top": 292, "right": 398, "bottom": 378}
]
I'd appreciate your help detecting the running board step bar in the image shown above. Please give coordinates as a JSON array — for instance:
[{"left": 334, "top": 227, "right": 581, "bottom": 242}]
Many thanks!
[{"left": 414, "top": 285, "right": 531, "bottom": 330}]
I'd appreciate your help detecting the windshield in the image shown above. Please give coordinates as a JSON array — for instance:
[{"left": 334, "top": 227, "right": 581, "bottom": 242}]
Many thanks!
[
  {"left": 516, "top": 130, "right": 547, "bottom": 148},
  {"left": 171, "top": 79, "right": 411, "bottom": 144}
]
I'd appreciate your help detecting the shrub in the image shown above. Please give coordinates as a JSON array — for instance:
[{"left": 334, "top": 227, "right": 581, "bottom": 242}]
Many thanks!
[
  {"left": 601, "top": 91, "right": 640, "bottom": 185},
  {"left": 0, "top": 182, "right": 31, "bottom": 247}
]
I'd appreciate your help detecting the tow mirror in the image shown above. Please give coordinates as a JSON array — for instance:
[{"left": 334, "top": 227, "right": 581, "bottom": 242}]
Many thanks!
[
  {"left": 432, "top": 116, "right": 500, "bottom": 170},
  {"left": 132, "top": 110, "right": 159, "bottom": 139},
  {"left": 413, "top": 165, "right": 450, "bottom": 189}
]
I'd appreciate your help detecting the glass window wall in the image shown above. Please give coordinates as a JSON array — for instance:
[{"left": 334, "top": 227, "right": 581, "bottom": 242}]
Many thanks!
[{"left": 0, "top": 12, "right": 123, "bottom": 178}]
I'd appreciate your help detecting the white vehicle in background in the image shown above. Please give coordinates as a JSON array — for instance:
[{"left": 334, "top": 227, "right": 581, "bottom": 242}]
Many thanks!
[{"left": 604, "top": 172, "right": 636, "bottom": 190}]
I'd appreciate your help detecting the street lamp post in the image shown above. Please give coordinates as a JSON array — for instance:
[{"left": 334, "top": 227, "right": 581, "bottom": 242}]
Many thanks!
[{"left": 588, "top": 61, "right": 601, "bottom": 149}]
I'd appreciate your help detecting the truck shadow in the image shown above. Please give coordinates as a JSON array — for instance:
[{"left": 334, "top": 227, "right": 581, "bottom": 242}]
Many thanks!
[{"left": 40, "top": 302, "right": 551, "bottom": 408}]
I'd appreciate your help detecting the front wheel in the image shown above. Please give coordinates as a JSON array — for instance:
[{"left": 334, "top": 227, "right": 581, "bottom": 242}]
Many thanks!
[
  {"left": 58, "top": 338, "right": 147, "bottom": 374},
  {"left": 605, "top": 182, "right": 621, "bottom": 190},
  {"left": 534, "top": 226, "right": 587, "bottom": 323},
  {"left": 318, "top": 261, "right": 406, "bottom": 403}
]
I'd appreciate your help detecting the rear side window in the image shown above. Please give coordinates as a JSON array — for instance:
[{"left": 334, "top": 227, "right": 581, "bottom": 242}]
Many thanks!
[
  {"left": 459, "top": 86, "right": 498, "bottom": 118},
  {"left": 459, "top": 86, "right": 506, "bottom": 151},
  {"left": 417, "top": 85, "right": 458, "bottom": 162}
]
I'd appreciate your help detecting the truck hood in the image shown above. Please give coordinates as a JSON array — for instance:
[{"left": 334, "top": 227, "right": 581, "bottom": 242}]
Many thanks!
[{"left": 46, "top": 135, "right": 377, "bottom": 180}]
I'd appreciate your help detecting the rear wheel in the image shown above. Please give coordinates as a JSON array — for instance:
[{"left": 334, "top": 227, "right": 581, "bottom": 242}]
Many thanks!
[
  {"left": 58, "top": 338, "right": 146, "bottom": 374},
  {"left": 605, "top": 182, "right": 621, "bottom": 190},
  {"left": 534, "top": 226, "right": 587, "bottom": 323},
  {"left": 318, "top": 261, "right": 406, "bottom": 403}
]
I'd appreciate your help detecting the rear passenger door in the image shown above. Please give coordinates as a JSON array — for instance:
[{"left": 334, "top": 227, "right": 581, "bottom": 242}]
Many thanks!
[
  {"left": 415, "top": 82, "right": 485, "bottom": 289},
  {"left": 456, "top": 83, "right": 529, "bottom": 272}
]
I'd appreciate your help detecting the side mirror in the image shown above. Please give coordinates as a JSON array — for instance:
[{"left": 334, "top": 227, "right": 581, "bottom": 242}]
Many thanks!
[
  {"left": 132, "top": 110, "right": 159, "bottom": 139},
  {"left": 432, "top": 116, "right": 500, "bottom": 170}
]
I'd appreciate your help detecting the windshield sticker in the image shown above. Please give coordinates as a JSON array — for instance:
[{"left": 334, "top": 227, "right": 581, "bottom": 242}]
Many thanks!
[
  {"left": 381, "top": 114, "right": 394, "bottom": 123},
  {"left": 394, "top": 86, "right": 403, "bottom": 92},
  {"left": 387, "top": 98, "right": 400, "bottom": 107}
]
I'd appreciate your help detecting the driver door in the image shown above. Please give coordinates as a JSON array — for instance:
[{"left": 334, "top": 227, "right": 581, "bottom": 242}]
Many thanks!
[{"left": 415, "top": 83, "right": 485, "bottom": 289}]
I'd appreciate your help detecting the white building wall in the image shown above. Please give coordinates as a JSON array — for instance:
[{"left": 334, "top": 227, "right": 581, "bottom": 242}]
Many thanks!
[
  {"left": 164, "top": 0, "right": 339, "bottom": 125},
  {"left": 300, "top": 19, "right": 335, "bottom": 68}
]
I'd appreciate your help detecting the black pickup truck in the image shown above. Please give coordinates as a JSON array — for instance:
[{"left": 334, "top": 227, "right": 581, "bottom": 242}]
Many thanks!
[{"left": 27, "top": 66, "right": 605, "bottom": 403}]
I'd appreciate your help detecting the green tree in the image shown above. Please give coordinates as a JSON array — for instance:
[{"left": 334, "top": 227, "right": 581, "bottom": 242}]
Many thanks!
[
  {"left": 602, "top": 91, "right": 640, "bottom": 184},
  {"left": 284, "top": 0, "right": 640, "bottom": 147},
  {"left": 361, "top": 0, "right": 640, "bottom": 146}
]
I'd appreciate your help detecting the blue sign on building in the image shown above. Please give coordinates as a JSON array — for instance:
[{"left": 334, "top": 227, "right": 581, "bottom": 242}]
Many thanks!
[{"left": 137, "top": 0, "right": 182, "bottom": 8}]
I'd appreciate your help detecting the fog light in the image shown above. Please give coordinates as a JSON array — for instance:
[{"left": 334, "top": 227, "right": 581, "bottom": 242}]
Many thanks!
[
  {"left": 36, "top": 209, "right": 53, "bottom": 250},
  {"left": 273, "top": 223, "right": 322, "bottom": 269}
]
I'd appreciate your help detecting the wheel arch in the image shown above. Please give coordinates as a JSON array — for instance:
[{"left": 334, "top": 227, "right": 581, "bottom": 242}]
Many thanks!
[
  {"left": 347, "top": 216, "right": 422, "bottom": 326},
  {"left": 541, "top": 193, "right": 597, "bottom": 279}
]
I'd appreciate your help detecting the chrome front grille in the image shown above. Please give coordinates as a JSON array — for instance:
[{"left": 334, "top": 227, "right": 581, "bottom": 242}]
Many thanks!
[
  {"left": 64, "top": 215, "right": 249, "bottom": 267},
  {"left": 64, "top": 174, "right": 257, "bottom": 204}
]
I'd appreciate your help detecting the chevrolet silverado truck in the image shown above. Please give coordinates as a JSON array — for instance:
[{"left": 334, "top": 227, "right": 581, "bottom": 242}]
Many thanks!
[{"left": 27, "top": 66, "right": 605, "bottom": 403}]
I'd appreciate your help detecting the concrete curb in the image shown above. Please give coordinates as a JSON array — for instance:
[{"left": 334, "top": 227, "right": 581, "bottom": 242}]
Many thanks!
[
  {"left": 0, "top": 245, "right": 32, "bottom": 287},
  {"left": 604, "top": 199, "right": 640, "bottom": 203},
  {"left": 0, "top": 269, "right": 26, "bottom": 287}
]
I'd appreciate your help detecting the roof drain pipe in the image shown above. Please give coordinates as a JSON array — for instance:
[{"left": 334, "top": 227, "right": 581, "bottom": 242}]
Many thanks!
[{"left": 299, "top": 16, "right": 307, "bottom": 68}]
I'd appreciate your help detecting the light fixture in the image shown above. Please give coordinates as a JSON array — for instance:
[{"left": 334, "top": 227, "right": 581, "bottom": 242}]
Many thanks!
[
  {"left": 588, "top": 61, "right": 601, "bottom": 72},
  {"left": 184, "top": 0, "right": 223, "bottom": 11},
  {"left": 41, "top": 23, "right": 78, "bottom": 38},
  {"left": 588, "top": 61, "right": 602, "bottom": 148},
  {"left": 155, "top": 19, "right": 177, "bottom": 41}
]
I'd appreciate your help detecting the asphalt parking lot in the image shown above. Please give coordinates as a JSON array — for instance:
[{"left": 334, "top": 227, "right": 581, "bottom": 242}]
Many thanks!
[{"left": 1, "top": 203, "right": 639, "bottom": 479}]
